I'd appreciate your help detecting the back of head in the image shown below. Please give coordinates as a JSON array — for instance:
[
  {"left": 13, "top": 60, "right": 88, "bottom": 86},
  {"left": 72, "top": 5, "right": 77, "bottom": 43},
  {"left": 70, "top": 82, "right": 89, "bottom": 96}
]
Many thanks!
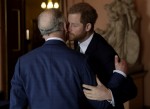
[
  {"left": 38, "top": 9, "right": 65, "bottom": 36},
  {"left": 68, "top": 2, "right": 98, "bottom": 29}
]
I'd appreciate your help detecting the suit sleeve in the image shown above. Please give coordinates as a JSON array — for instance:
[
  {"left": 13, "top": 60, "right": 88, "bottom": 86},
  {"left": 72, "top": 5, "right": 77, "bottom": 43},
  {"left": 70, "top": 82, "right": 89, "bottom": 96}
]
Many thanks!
[
  {"left": 107, "top": 72, "right": 137, "bottom": 106},
  {"left": 9, "top": 59, "right": 28, "bottom": 109},
  {"left": 100, "top": 52, "right": 137, "bottom": 105},
  {"left": 95, "top": 41, "right": 137, "bottom": 106}
]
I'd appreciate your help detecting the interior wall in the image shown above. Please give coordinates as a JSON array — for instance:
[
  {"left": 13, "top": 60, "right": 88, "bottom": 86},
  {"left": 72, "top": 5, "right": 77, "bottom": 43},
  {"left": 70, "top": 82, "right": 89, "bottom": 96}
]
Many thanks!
[
  {"left": 26, "top": 0, "right": 44, "bottom": 41},
  {"left": 67, "top": 0, "right": 84, "bottom": 9},
  {"left": 84, "top": 0, "right": 112, "bottom": 30},
  {"left": 134, "top": 0, "right": 150, "bottom": 106}
]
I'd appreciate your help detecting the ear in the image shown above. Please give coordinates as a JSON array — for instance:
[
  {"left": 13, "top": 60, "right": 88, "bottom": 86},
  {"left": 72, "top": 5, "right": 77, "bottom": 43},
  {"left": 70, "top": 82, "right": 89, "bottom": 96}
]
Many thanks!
[{"left": 85, "top": 23, "right": 92, "bottom": 32}]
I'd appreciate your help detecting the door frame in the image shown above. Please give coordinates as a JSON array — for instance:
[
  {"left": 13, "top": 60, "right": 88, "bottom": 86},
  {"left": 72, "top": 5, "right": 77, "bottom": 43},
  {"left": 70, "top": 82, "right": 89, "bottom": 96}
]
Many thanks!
[{"left": 0, "top": 0, "right": 8, "bottom": 99}]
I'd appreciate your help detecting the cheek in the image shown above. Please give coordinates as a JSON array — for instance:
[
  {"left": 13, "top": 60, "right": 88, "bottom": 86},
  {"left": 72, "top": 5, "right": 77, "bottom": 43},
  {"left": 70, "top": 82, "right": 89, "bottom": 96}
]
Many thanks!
[
  {"left": 72, "top": 27, "right": 84, "bottom": 35},
  {"left": 68, "top": 27, "right": 85, "bottom": 41},
  {"left": 68, "top": 30, "right": 80, "bottom": 41}
]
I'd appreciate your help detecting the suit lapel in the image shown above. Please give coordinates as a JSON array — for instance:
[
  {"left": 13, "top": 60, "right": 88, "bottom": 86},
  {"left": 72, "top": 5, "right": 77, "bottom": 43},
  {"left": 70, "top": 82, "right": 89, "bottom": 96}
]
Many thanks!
[{"left": 85, "top": 33, "right": 97, "bottom": 55}]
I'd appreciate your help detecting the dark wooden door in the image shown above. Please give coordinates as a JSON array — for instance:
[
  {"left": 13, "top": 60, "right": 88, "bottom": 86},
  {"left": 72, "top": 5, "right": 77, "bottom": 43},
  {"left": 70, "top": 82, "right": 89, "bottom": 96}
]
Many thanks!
[{"left": 7, "top": 0, "right": 26, "bottom": 94}]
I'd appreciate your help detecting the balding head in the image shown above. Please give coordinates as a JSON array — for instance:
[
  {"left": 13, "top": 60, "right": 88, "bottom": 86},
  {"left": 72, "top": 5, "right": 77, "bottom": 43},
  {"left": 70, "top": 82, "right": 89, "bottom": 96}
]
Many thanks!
[{"left": 38, "top": 9, "right": 65, "bottom": 36}]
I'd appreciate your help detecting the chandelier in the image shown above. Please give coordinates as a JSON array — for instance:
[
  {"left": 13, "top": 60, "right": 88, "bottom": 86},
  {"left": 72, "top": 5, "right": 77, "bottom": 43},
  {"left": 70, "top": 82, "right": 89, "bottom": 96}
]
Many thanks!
[{"left": 41, "top": 0, "right": 59, "bottom": 9}]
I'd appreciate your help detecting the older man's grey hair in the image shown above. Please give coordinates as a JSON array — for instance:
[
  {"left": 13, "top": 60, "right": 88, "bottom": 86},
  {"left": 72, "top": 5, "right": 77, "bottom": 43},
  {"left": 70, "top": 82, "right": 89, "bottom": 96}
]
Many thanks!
[{"left": 38, "top": 9, "right": 65, "bottom": 35}]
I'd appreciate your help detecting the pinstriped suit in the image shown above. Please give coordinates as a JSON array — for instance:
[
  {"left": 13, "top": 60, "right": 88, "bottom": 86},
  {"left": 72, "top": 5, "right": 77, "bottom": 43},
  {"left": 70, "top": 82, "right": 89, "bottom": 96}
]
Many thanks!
[{"left": 10, "top": 40, "right": 115, "bottom": 109}]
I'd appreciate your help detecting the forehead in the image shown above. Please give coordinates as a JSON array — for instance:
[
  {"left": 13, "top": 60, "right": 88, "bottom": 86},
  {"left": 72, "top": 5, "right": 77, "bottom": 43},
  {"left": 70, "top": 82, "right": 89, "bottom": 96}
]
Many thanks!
[{"left": 68, "top": 13, "right": 81, "bottom": 23}]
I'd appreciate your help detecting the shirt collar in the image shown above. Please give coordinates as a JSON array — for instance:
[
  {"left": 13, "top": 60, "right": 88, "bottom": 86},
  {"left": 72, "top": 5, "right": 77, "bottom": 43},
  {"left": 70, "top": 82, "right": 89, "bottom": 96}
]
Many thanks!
[
  {"left": 79, "top": 33, "right": 94, "bottom": 54},
  {"left": 46, "top": 37, "right": 64, "bottom": 42}
]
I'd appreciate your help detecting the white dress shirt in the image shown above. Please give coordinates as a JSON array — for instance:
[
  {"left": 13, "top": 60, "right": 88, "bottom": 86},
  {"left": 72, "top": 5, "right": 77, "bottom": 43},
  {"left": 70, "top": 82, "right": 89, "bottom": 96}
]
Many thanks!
[{"left": 46, "top": 37, "right": 64, "bottom": 42}]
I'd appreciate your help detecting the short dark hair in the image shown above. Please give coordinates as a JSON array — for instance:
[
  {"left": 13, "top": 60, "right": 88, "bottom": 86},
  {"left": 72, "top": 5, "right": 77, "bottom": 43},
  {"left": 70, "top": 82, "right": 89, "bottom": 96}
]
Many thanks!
[{"left": 68, "top": 2, "right": 98, "bottom": 29}]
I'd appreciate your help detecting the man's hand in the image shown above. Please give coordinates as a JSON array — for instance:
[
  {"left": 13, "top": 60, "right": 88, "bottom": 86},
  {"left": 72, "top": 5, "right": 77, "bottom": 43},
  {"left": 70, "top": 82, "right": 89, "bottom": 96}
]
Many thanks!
[
  {"left": 82, "top": 76, "right": 112, "bottom": 101},
  {"left": 82, "top": 55, "right": 128, "bottom": 101},
  {"left": 115, "top": 55, "right": 128, "bottom": 74}
]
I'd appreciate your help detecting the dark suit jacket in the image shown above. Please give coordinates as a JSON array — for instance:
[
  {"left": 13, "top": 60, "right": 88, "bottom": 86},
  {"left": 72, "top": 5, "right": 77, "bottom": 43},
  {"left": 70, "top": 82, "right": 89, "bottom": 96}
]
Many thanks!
[
  {"left": 75, "top": 32, "right": 137, "bottom": 109},
  {"left": 10, "top": 40, "right": 116, "bottom": 109}
]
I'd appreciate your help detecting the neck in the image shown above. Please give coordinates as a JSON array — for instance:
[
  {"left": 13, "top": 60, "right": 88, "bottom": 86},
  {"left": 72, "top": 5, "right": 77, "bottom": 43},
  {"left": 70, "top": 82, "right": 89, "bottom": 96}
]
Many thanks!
[{"left": 43, "top": 31, "right": 65, "bottom": 41}]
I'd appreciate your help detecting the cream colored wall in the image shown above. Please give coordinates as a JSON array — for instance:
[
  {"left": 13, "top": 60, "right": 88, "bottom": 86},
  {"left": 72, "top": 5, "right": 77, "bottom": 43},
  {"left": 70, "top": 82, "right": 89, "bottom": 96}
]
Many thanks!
[
  {"left": 71, "top": 0, "right": 150, "bottom": 107},
  {"left": 67, "top": 0, "right": 84, "bottom": 10}
]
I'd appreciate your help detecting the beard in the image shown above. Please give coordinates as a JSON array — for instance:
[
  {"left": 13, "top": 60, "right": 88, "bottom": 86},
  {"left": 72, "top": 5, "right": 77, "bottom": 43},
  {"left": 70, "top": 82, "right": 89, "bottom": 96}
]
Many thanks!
[{"left": 68, "top": 33, "right": 77, "bottom": 41}]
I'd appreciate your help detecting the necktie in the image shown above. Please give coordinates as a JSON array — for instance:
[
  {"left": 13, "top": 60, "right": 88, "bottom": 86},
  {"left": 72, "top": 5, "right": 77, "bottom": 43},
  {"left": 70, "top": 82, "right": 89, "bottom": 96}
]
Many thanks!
[{"left": 76, "top": 44, "right": 80, "bottom": 52}]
